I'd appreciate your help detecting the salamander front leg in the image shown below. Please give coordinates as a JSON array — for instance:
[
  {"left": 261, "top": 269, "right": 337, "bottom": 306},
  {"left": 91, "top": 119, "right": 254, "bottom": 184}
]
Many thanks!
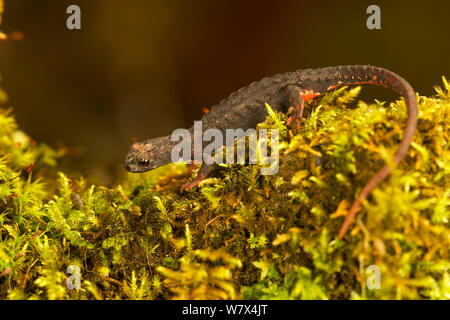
[{"left": 180, "top": 160, "right": 214, "bottom": 193}]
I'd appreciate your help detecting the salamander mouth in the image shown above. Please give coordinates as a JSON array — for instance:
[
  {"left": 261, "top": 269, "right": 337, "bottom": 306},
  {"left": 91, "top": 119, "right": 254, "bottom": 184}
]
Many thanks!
[{"left": 124, "top": 161, "right": 151, "bottom": 172}]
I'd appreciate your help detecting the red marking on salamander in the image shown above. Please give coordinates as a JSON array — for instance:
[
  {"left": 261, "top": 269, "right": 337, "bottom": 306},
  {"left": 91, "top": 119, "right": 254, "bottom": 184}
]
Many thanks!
[
  {"left": 300, "top": 90, "right": 320, "bottom": 102},
  {"left": 27, "top": 163, "right": 35, "bottom": 173},
  {"left": 328, "top": 80, "right": 398, "bottom": 94},
  {"left": 327, "top": 84, "right": 341, "bottom": 91}
]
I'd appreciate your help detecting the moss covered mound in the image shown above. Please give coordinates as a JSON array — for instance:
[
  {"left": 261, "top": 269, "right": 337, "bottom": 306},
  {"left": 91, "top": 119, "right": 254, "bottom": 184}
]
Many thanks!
[{"left": 0, "top": 80, "right": 448, "bottom": 300}]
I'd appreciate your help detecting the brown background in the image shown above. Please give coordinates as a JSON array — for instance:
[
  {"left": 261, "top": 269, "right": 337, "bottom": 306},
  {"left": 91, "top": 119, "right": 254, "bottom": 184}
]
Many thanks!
[{"left": 0, "top": 0, "right": 449, "bottom": 182}]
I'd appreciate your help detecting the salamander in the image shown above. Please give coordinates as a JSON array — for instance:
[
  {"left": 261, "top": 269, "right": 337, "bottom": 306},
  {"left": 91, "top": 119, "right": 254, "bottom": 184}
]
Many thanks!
[{"left": 124, "top": 65, "right": 418, "bottom": 239}]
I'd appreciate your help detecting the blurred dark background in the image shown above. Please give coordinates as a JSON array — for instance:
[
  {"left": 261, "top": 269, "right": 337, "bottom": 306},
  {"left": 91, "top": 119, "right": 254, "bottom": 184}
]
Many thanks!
[{"left": 0, "top": 0, "right": 449, "bottom": 183}]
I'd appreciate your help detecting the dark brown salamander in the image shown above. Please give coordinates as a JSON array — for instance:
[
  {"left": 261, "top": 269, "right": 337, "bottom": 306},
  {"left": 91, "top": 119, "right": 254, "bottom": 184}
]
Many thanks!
[{"left": 124, "top": 65, "right": 418, "bottom": 239}]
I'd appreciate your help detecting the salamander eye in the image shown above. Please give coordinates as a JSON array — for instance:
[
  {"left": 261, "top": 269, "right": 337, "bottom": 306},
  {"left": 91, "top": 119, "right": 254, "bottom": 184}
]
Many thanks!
[{"left": 138, "top": 159, "right": 150, "bottom": 167}]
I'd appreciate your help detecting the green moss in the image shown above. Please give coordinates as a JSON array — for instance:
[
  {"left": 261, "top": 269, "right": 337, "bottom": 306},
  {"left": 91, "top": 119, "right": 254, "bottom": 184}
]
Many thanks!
[{"left": 0, "top": 78, "right": 449, "bottom": 300}]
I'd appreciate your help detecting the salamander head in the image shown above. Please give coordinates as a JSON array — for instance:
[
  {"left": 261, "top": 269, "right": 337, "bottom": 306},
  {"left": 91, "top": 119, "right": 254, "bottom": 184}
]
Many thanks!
[{"left": 124, "top": 136, "right": 172, "bottom": 172}]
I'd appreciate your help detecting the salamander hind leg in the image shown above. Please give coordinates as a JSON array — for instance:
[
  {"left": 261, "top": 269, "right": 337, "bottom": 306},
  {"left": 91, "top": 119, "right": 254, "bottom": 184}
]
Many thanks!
[{"left": 285, "top": 85, "right": 321, "bottom": 132}]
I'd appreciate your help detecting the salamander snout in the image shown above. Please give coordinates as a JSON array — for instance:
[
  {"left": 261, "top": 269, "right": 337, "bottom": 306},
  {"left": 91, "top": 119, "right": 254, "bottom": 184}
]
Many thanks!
[{"left": 124, "top": 142, "right": 153, "bottom": 173}]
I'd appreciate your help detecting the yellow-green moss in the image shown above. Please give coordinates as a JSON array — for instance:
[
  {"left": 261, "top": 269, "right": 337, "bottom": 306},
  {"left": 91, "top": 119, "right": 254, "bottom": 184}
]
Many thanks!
[{"left": 0, "top": 78, "right": 449, "bottom": 300}]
